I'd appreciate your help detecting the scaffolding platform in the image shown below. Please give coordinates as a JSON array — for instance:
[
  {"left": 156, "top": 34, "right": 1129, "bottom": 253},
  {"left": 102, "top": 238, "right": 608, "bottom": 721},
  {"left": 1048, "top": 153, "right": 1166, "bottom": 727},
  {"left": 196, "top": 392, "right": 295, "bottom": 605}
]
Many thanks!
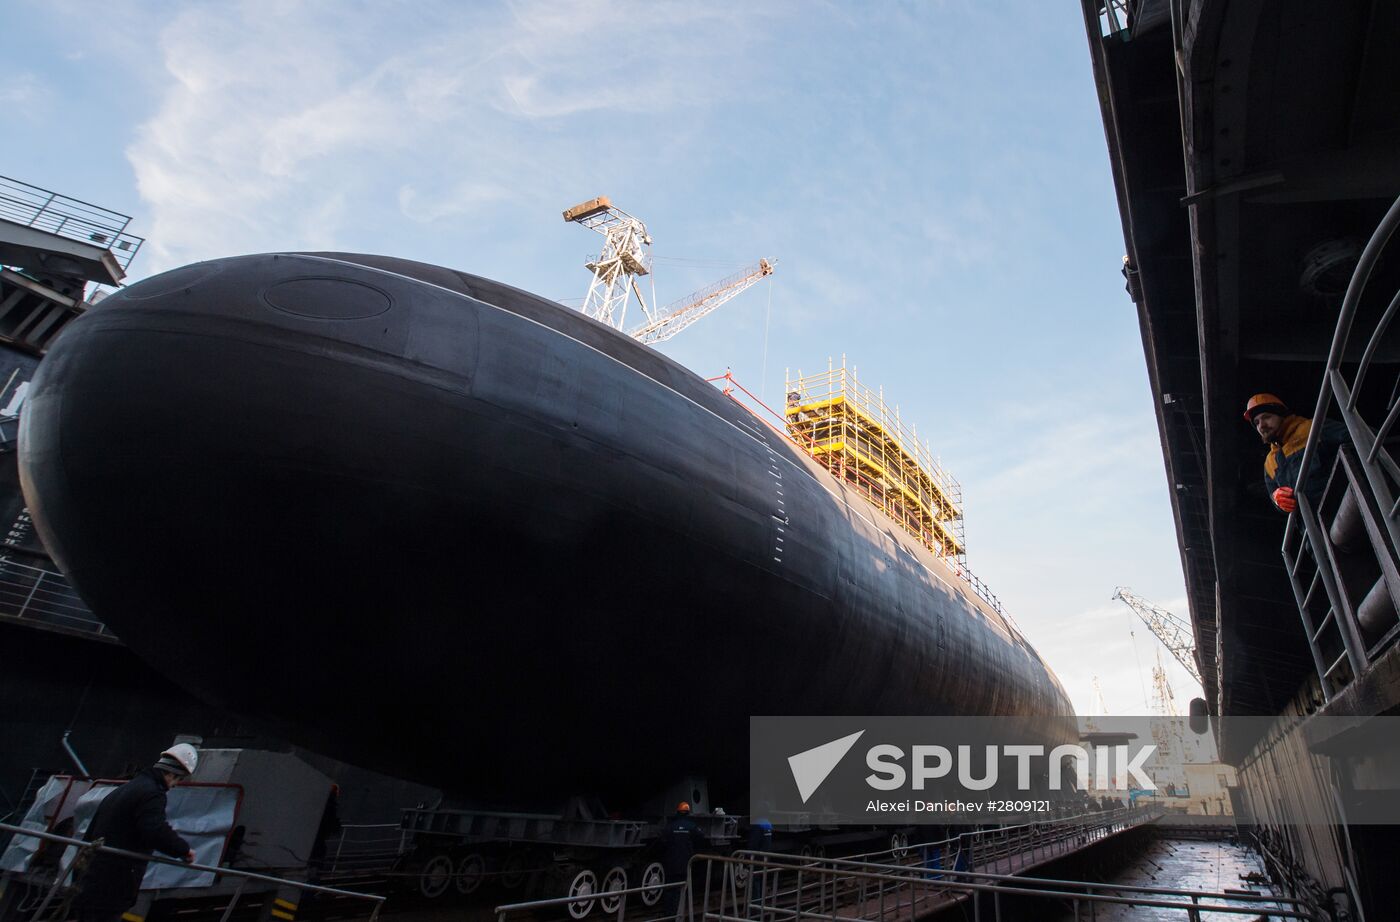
[{"left": 784, "top": 360, "right": 964, "bottom": 561}]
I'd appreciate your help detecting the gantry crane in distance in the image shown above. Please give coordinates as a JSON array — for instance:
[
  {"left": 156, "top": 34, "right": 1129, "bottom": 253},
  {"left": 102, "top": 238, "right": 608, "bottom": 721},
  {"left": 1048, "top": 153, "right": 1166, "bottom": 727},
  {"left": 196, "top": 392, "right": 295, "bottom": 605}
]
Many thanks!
[
  {"left": 562, "top": 196, "right": 774, "bottom": 345},
  {"left": 1112, "top": 586, "right": 1203, "bottom": 687},
  {"left": 1148, "top": 648, "right": 1189, "bottom": 793}
]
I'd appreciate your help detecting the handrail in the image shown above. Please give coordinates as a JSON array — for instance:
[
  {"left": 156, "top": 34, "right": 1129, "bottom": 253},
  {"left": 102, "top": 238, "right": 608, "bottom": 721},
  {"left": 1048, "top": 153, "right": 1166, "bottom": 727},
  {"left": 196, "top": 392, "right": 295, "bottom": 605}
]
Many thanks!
[
  {"left": 1286, "top": 191, "right": 1400, "bottom": 555},
  {"left": 696, "top": 852, "right": 1319, "bottom": 921},
  {"left": 737, "top": 845, "right": 1300, "bottom": 909},
  {"left": 0, "top": 820, "right": 384, "bottom": 920},
  {"left": 1280, "top": 191, "right": 1400, "bottom": 698},
  {"left": 0, "top": 175, "right": 144, "bottom": 271},
  {"left": 830, "top": 805, "right": 1150, "bottom": 865},
  {"left": 0, "top": 557, "right": 109, "bottom": 639}
]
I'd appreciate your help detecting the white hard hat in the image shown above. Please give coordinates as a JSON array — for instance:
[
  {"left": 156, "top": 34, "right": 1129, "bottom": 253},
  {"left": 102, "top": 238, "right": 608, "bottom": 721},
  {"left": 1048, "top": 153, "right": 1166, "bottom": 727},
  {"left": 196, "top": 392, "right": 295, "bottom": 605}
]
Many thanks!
[{"left": 157, "top": 743, "right": 199, "bottom": 776}]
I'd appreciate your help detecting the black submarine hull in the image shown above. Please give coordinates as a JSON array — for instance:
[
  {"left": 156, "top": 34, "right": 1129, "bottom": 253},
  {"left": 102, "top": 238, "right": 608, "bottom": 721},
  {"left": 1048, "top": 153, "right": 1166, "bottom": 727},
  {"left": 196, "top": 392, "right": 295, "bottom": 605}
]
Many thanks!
[{"left": 19, "top": 252, "right": 1072, "bottom": 800}]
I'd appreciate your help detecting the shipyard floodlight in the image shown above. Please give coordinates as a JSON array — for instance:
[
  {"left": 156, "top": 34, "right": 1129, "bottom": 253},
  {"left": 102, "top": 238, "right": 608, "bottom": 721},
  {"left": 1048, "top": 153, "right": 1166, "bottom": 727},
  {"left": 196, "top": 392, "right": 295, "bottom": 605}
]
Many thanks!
[
  {"left": 563, "top": 196, "right": 775, "bottom": 345},
  {"left": 1112, "top": 587, "right": 1203, "bottom": 686}
]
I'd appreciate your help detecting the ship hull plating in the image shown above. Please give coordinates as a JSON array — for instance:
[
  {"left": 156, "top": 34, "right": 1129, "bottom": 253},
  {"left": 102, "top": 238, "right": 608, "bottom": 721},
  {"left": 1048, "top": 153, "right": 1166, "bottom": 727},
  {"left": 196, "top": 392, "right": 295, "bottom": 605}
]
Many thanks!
[{"left": 19, "top": 253, "right": 1072, "bottom": 798}]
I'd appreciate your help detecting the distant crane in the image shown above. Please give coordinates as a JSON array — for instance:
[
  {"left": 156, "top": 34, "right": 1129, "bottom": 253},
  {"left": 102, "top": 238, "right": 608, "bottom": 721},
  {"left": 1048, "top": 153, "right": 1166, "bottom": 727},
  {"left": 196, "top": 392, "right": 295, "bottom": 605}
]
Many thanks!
[
  {"left": 1112, "top": 587, "right": 1203, "bottom": 687},
  {"left": 1149, "top": 649, "right": 1188, "bottom": 792},
  {"left": 562, "top": 196, "right": 774, "bottom": 345},
  {"left": 1151, "top": 650, "right": 1181, "bottom": 717}
]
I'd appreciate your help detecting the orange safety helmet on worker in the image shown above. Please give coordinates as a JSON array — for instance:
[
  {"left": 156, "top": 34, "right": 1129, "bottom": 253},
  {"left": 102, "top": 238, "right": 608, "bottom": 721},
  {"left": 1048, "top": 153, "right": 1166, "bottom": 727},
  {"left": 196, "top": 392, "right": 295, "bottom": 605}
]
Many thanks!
[{"left": 1243, "top": 393, "right": 1349, "bottom": 513}]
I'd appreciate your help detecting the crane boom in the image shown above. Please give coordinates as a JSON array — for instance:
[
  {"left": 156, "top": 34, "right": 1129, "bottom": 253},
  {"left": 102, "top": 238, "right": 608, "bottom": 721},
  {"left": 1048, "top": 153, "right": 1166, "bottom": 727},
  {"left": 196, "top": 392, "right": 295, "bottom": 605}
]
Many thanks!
[
  {"left": 628, "top": 259, "right": 775, "bottom": 345},
  {"left": 1112, "top": 586, "right": 1203, "bottom": 686},
  {"left": 563, "top": 196, "right": 774, "bottom": 345}
]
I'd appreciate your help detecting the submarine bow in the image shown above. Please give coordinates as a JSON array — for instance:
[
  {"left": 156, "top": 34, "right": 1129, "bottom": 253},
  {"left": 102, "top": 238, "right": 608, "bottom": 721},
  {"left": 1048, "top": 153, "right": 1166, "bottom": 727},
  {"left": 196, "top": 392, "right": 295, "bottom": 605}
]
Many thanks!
[{"left": 19, "top": 252, "right": 1073, "bottom": 798}]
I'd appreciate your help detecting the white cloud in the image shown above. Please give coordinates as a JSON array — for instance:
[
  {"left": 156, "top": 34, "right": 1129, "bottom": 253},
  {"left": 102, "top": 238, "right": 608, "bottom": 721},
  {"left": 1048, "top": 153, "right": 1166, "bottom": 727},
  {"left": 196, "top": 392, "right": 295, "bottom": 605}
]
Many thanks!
[
  {"left": 398, "top": 181, "right": 511, "bottom": 224},
  {"left": 118, "top": 0, "right": 783, "bottom": 272}
]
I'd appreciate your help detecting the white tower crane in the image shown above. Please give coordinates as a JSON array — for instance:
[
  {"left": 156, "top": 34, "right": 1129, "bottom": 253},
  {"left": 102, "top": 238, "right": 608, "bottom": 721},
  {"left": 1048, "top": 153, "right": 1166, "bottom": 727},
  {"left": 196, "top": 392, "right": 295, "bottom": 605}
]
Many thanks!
[
  {"left": 563, "top": 196, "right": 653, "bottom": 330},
  {"left": 563, "top": 196, "right": 774, "bottom": 345},
  {"left": 1112, "top": 587, "right": 1202, "bottom": 687}
]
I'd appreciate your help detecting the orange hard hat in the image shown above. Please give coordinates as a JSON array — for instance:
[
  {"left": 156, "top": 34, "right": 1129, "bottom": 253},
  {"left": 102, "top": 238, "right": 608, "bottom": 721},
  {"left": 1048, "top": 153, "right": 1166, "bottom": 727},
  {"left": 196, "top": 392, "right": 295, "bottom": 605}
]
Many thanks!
[
  {"left": 677, "top": 801, "right": 691, "bottom": 813},
  {"left": 1243, "top": 393, "right": 1289, "bottom": 422}
]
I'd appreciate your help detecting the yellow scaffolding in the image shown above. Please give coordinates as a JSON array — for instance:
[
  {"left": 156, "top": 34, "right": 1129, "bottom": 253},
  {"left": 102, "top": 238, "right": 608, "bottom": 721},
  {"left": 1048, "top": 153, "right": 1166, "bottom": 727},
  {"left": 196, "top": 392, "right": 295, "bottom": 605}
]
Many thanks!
[{"left": 784, "top": 358, "right": 965, "bottom": 561}]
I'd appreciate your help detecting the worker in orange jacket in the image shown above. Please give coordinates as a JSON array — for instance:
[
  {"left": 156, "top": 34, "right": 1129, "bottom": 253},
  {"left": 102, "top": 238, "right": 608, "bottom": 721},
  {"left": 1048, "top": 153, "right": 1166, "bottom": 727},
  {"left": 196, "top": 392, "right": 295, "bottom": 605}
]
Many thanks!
[{"left": 1243, "top": 393, "right": 1349, "bottom": 513}]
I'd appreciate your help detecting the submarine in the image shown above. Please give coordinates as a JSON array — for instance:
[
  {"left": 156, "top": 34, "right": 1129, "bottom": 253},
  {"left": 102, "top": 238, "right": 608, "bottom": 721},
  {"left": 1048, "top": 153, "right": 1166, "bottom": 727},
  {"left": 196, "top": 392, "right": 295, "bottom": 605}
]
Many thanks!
[{"left": 18, "top": 251, "right": 1073, "bottom": 801}]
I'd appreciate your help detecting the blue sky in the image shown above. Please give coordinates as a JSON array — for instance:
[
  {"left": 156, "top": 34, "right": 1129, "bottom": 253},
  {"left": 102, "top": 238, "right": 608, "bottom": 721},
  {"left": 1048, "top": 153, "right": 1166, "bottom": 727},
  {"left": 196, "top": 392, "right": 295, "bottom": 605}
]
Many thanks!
[{"left": 3, "top": 0, "right": 1197, "bottom": 715}]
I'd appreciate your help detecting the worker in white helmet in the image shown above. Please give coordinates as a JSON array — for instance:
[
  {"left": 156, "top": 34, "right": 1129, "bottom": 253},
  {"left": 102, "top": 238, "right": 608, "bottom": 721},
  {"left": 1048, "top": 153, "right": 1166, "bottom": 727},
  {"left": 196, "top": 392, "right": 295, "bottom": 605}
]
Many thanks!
[{"left": 74, "top": 744, "right": 198, "bottom": 922}]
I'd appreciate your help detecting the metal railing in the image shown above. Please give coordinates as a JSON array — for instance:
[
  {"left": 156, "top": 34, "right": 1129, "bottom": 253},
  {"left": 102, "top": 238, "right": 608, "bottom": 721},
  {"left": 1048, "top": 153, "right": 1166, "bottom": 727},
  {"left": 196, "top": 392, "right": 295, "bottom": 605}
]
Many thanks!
[
  {"left": 324, "top": 823, "right": 406, "bottom": 876},
  {"left": 1096, "top": 0, "right": 1132, "bottom": 36},
  {"left": 490, "top": 809, "right": 1179, "bottom": 922},
  {"left": 829, "top": 806, "right": 1161, "bottom": 875},
  {"left": 0, "top": 820, "right": 385, "bottom": 922},
  {"left": 0, "top": 176, "right": 144, "bottom": 271},
  {"left": 693, "top": 846, "right": 1319, "bottom": 922},
  {"left": 0, "top": 557, "right": 110, "bottom": 640},
  {"left": 1283, "top": 192, "right": 1400, "bottom": 700},
  {"left": 688, "top": 809, "right": 1320, "bottom": 922}
]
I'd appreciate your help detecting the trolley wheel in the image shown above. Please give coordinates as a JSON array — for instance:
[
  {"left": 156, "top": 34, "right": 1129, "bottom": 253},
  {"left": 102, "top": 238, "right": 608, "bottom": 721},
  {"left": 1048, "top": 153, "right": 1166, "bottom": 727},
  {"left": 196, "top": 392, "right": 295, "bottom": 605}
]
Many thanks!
[
  {"left": 638, "top": 861, "right": 666, "bottom": 907},
  {"left": 890, "top": 832, "right": 910, "bottom": 859},
  {"left": 599, "top": 866, "right": 628, "bottom": 914},
  {"left": 455, "top": 852, "right": 487, "bottom": 895},
  {"left": 798, "top": 844, "right": 814, "bottom": 858},
  {"left": 501, "top": 851, "right": 529, "bottom": 889},
  {"left": 566, "top": 868, "right": 598, "bottom": 919},
  {"left": 419, "top": 853, "right": 454, "bottom": 899}
]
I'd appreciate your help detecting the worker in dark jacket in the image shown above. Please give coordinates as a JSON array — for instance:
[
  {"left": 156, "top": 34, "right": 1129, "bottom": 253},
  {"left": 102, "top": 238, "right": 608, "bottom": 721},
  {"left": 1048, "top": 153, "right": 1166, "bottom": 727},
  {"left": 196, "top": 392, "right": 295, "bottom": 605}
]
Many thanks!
[
  {"left": 660, "top": 802, "right": 709, "bottom": 913},
  {"left": 74, "top": 745, "right": 198, "bottom": 922},
  {"left": 1244, "top": 393, "right": 1349, "bottom": 512}
]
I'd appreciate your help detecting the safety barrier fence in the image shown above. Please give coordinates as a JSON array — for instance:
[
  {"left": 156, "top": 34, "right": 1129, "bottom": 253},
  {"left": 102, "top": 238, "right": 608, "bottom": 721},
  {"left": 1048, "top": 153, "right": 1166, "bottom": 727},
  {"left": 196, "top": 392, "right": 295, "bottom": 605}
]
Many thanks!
[
  {"left": 0, "top": 176, "right": 143, "bottom": 271},
  {"left": 750, "top": 807, "right": 1161, "bottom": 895},
  {"left": 690, "top": 846, "right": 1317, "bottom": 922},
  {"left": 0, "top": 821, "right": 384, "bottom": 922},
  {"left": 0, "top": 558, "right": 109, "bottom": 640},
  {"left": 491, "top": 808, "right": 1228, "bottom": 922},
  {"left": 1282, "top": 191, "right": 1400, "bottom": 700}
]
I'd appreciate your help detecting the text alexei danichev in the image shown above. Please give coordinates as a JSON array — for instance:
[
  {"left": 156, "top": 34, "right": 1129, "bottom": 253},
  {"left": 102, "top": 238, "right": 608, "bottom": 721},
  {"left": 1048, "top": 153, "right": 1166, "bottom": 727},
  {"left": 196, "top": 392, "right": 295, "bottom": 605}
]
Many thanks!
[{"left": 867, "top": 800, "right": 1051, "bottom": 813}]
